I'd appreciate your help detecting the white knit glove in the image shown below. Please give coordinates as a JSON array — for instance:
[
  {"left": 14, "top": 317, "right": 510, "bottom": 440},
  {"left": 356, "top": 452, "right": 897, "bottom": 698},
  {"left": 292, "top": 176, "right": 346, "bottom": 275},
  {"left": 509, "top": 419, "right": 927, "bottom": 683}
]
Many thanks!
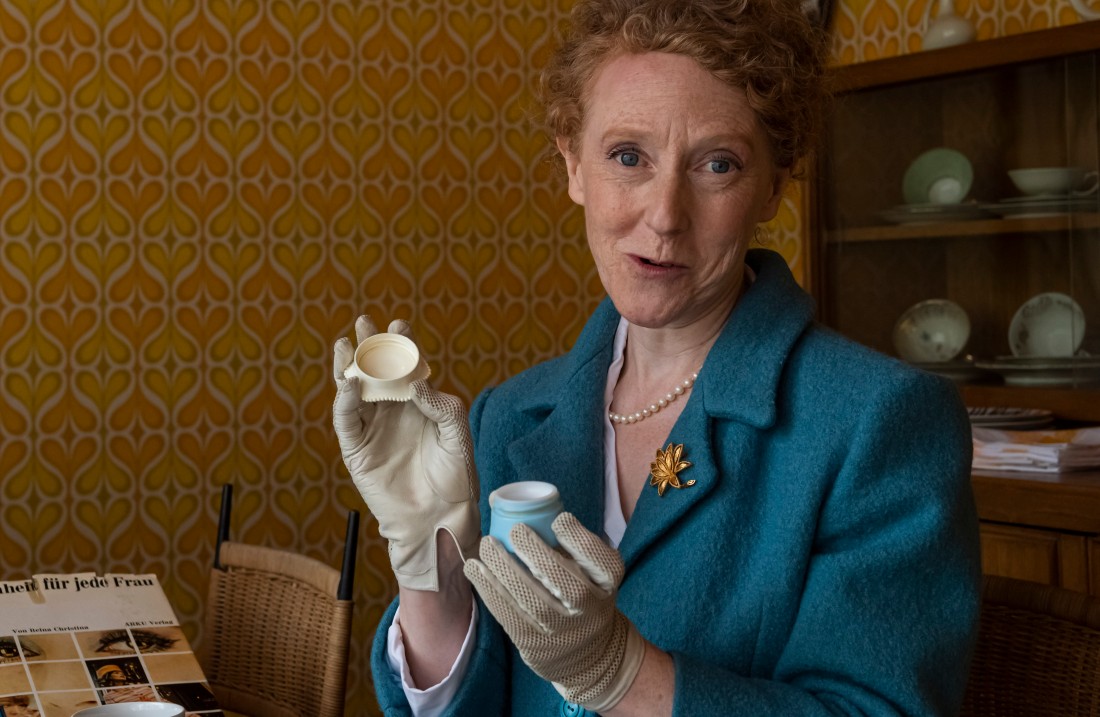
[
  {"left": 332, "top": 316, "right": 480, "bottom": 592},
  {"left": 463, "top": 512, "right": 646, "bottom": 712}
]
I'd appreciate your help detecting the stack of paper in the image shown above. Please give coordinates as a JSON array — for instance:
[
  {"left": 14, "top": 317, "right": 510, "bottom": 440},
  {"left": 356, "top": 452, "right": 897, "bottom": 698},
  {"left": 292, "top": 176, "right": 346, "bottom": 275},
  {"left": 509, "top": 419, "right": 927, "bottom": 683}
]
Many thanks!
[{"left": 972, "top": 426, "right": 1100, "bottom": 473}]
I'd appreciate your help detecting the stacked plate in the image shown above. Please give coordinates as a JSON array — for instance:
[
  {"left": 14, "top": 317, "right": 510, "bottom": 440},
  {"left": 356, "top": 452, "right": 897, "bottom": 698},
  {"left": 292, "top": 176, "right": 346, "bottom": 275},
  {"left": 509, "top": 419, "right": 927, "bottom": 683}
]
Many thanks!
[
  {"left": 880, "top": 148, "right": 987, "bottom": 225},
  {"left": 973, "top": 356, "right": 1100, "bottom": 387},
  {"left": 910, "top": 360, "right": 993, "bottom": 383},
  {"left": 968, "top": 406, "right": 1054, "bottom": 430},
  {"left": 982, "top": 195, "right": 1098, "bottom": 218},
  {"left": 972, "top": 292, "right": 1097, "bottom": 386},
  {"left": 879, "top": 202, "right": 989, "bottom": 224}
]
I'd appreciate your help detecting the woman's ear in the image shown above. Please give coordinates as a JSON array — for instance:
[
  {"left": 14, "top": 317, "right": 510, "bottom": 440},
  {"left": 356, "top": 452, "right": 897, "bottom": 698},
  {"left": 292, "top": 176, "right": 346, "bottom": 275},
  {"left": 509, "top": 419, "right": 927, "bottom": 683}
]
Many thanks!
[
  {"left": 758, "top": 166, "right": 791, "bottom": 223},
  {"left": 556, "top": 136, "right": 586, "bottom": 207}
]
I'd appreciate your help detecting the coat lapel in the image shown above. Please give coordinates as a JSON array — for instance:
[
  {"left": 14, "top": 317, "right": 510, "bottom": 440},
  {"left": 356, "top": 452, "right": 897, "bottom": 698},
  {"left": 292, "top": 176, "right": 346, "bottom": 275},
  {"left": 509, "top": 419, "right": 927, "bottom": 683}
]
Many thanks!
[
  {"left": 617, "top": 392, "right": 719, "bottom": 568},
  {"left": 619, "top": 250, "right": 815, "bottom": 569},
  {"left": 504, "top": 301, "right": 619, "bottom": 534}
]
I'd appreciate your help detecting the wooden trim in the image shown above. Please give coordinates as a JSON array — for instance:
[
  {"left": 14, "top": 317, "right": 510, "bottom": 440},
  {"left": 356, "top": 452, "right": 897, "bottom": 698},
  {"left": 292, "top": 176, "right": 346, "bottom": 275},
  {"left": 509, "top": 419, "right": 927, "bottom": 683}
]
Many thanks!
[
  {"left": 1088, "top": 539, "right": 1100, "bottom": 597},
  {"left": 826, "top": 213, "right": 1100, "bottom": 244},
  {"left": 831, "top": 20, "right": 1100, "bottom": 93},
  {"left": 973, "top": 470, "right": 1100, "bottom": 534},
  {"left": 962, "top": 386, "right": 1100, "bottom": 423}
]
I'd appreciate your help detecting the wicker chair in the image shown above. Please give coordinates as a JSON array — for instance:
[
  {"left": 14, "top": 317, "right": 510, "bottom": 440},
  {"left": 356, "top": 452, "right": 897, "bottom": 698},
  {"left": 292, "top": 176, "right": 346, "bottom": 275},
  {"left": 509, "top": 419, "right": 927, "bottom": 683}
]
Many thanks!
[
  {"left": 201, "top": 484, "right": 360, "bottom": 717},
  {"left": 961, "top": 574, "right": 1100, "bottom": 717}
]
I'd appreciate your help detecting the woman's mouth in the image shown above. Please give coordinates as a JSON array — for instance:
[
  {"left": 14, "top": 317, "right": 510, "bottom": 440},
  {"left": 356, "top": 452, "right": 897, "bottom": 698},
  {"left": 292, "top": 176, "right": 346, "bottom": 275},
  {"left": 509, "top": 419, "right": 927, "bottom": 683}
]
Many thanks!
[{"left": 637, "top": 255, "right": 679, "bottom": 269}]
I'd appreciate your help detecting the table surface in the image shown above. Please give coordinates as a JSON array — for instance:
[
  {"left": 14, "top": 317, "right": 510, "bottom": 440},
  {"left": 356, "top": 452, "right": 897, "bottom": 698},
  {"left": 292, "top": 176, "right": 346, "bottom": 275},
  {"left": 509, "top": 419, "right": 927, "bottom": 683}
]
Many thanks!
[{"left": 972, "top": 469, "right": 1100, "bottom": 533}]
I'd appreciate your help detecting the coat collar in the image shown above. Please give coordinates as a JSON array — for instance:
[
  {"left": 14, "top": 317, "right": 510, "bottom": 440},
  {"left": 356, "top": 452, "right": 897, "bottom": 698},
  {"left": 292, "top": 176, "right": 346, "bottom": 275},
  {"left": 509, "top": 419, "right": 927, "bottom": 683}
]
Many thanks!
[
  {"left": 504, "top": 299, "right": 620, "bottom": 533},
  {"left": 697, "top": 248, "right": 815, "bottom": 429},
  {"left": 505, "top": 249, "right": 815, "bottom": 563}
]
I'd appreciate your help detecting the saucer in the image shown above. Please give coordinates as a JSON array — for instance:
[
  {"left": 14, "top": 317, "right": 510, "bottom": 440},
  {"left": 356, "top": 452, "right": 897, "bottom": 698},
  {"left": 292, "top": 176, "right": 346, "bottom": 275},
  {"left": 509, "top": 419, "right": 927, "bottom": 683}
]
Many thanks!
[
  {"left": 974, "top": 356, "right": 1100, "bottom": 387},
  {"left": 910, "top": 359, "right": 993, "bottom": 384},
  {"left": 879, "top": 202, "right": 988, "bottom": 224},
  {"left": 984, "top": 195, "right": 1098, "bottom": 218}
]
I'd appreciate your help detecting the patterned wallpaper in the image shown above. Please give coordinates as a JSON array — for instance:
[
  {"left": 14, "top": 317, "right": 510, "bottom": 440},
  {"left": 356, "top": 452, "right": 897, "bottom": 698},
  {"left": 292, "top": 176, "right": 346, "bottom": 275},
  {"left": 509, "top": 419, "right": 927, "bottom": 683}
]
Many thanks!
[
  {"left": 0, "top": 0, "right": 1086, "bottom": 713},
  {"left": 832, "top": 0, "right": 1089, "bottom": 63}
]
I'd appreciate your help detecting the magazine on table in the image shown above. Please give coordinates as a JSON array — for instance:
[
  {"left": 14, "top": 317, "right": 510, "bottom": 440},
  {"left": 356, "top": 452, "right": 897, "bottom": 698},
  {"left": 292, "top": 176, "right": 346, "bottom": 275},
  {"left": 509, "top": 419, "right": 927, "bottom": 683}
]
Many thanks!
[{"left": 0, "top": 573, "right": 221, "bottom": 717}]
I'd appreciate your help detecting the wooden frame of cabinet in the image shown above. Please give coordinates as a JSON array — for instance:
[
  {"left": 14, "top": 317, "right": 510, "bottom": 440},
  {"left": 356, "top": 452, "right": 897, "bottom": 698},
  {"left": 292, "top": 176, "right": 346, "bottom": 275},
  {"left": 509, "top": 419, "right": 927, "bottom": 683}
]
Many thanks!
[
  {"left": 810, "top": 21, "right": 1100, "bottom": 594},
  {"left": 973, "top": 470, "right": 1100, "bottom": 595},
  {"left": 809, "top": 20, "right": 1100, "bottom": 423}
]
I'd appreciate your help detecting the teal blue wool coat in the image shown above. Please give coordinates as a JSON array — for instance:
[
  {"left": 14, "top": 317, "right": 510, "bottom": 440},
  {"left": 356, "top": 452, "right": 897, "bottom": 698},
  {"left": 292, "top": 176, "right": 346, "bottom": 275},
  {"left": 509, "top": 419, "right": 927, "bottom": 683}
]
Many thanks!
[{"left": 372, "top": 249, "right": 981, "bottom": 716}]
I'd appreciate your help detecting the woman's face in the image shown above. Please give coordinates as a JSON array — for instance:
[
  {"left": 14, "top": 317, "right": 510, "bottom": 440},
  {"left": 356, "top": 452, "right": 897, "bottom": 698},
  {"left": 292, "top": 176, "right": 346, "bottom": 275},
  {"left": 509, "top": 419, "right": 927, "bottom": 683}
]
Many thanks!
[{"left": 558, "top": 52, "right": 788, "bottom": 330}]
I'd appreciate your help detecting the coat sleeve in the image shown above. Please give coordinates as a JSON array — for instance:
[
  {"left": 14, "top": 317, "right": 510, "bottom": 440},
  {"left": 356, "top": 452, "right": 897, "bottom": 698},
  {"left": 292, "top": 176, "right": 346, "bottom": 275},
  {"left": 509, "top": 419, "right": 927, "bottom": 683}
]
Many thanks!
[
  {"left": 368, "top": 386, "right": 513, "bottom": 717},
  {"left": 671, "top": 370, "right": 982, "bottom": 716}
]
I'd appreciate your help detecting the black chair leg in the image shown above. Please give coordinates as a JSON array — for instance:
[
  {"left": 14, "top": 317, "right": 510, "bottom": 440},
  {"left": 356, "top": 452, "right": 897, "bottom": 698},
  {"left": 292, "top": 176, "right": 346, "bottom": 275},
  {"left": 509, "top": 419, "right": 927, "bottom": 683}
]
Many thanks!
[
  {"left": 337, "top": 510, "right": 359, "bottom": 601},
  {"left": 214, "top": 484, "right": 233, "bottom": 570}
]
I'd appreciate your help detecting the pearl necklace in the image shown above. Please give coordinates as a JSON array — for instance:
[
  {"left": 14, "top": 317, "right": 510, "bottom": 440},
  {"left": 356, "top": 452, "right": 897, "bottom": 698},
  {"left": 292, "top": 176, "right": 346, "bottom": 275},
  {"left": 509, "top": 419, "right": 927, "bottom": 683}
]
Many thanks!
[{"left": 608, "top": 370, "right": 699, "bottom": 425}]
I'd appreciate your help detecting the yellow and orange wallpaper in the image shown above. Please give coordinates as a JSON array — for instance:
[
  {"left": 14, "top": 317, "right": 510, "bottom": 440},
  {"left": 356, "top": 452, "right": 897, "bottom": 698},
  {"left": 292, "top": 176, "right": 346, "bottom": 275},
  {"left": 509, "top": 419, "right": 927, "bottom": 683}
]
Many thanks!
[{"left": 0, "top": 0, "right": 1088, "bottom": 712}]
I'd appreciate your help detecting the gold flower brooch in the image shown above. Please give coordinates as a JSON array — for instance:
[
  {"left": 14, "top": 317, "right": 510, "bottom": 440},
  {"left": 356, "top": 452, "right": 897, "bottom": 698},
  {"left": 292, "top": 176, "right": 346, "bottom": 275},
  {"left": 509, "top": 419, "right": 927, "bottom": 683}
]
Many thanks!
[{"left": 650, "top": 443, "right": 695, "bottom": 496}]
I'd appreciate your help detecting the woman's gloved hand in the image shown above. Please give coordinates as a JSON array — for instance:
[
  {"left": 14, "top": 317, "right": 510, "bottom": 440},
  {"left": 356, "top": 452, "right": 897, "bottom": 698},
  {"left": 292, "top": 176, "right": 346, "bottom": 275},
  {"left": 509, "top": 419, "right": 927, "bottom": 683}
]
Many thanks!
[
  {"left": 464, "top": 512, "right": 646, "bottom": 712},
  {"left": 332, "top": 316, "right": 480, "bottom": 592}
]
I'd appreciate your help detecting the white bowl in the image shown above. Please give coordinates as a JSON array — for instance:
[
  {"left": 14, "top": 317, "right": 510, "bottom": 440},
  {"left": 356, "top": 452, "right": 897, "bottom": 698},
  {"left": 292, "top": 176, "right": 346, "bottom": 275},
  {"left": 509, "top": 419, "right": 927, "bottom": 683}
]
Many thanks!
[
  {"left": 903, "top": 148, "right": 974, "bottom": 205},
  {"left": 73, "top": 705, "right": 184, "bottom": 716},
  {"left": 1008, "top": 167, "right": 1098, "bottom": 197},
  {"left": 893, "top": 299, "right": 970, "bottom": 363},
  {"left": 1009, "top": 292, "right": 1086, "bottom": 358}
]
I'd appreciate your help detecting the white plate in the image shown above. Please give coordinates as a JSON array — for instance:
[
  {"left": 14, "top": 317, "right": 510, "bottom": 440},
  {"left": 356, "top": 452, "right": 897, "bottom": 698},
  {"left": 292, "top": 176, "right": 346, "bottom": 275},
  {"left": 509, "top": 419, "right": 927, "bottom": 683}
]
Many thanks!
[
  {"left": 910, "top": 360, "right": 992, "bottom": 383},
  {"left": 968, "top": 407, "right": 1054, "bottom": 429},
  {"left": 1008, "top": 292, "right": 1086, "bottom": 358},
  {"left": 983, "top": 196, "right": 1098, "bottom": 218},
  {"left": 879, "top": 202, "right": 989, "bottom": 225},
  {"left": 974, "top": 356, "right": 1100, "bottom": 387},
  {"left": 74, "top": 705, "right": 184, "bottom": 716}
]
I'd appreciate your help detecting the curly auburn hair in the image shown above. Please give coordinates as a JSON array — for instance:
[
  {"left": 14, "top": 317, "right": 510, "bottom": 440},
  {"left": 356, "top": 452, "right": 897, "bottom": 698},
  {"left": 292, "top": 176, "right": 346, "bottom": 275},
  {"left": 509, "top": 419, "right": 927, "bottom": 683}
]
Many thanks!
[{"left": 541, "top": 0, "right": 830, "bottom": 171}]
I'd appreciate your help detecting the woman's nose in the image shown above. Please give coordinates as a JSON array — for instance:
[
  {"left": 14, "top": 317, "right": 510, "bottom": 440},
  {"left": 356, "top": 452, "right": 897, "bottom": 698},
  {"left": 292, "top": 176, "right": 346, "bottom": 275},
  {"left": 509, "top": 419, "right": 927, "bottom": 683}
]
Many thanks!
[{"left": 644, "top": 170, "right": 690, "bottom": 237}]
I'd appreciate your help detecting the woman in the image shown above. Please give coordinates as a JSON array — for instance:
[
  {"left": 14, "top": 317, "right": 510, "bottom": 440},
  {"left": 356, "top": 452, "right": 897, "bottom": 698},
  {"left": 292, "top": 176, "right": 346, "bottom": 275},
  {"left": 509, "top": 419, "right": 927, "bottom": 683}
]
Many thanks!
[{"left": 332, "top": 1, "right": 981, "bottom": 715}]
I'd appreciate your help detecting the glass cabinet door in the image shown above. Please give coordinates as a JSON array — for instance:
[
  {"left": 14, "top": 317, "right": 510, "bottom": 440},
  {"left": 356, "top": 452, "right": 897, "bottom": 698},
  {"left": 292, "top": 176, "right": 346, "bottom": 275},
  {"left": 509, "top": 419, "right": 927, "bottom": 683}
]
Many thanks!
[{"left": 815, "top": 28, "right": 1100, "bottom": 414}]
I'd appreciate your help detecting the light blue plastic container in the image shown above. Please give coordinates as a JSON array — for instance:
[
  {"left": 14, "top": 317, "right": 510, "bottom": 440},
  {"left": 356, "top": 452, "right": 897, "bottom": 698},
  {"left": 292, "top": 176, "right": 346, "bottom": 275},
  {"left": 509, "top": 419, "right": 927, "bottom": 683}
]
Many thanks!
[{"left": 488, "top": 481, "right": 563, "bottom": 553}]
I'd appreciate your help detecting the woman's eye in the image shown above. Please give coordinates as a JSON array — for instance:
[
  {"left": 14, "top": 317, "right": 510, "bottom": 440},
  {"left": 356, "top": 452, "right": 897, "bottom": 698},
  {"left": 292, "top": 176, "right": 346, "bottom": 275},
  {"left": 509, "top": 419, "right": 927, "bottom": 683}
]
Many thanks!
[
  {"left": 0, "top": 638, "right": 19, "bottom": 662},
  {"left": 96, "top": 631, "right": 135, "bottom": 654},
  {"left": 708, "top": 158, "right": 732, "bottom": 174},
  {"left": 615, "top": 151, "right": 640, "bottom": 167},
  {"left": 130, "top": 630, "right": 176, "bottom": 653}
]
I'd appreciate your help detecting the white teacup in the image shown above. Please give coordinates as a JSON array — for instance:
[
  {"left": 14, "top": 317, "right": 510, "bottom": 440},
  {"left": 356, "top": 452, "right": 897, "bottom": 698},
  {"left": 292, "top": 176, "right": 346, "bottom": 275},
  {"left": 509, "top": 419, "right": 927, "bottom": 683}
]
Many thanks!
[
  {"left": 1009, "top": 292, "right": 1086, "bottom": 358},
  {"left": 343, "top": 332, "right": 431, "bottom": 402},
  {"left": 73, "top": 704, "right": 184, "bottom": 717},
  {"left": 1008, "top": 167, "right": 1099, "bottom": 197}
]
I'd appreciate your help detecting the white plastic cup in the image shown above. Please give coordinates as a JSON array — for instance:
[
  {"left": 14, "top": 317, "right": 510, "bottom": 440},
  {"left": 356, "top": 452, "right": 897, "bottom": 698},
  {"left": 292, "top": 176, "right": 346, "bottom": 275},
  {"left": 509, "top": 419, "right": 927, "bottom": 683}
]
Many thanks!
[
  {"left": 343, "top": 333, "right": 429, "bottom": 402},
  {"left": 489, "top": 481, "right": 564, "bottom": 553},
  {"left": 73, "top": 704, "right": 185, "bottom": 717}
]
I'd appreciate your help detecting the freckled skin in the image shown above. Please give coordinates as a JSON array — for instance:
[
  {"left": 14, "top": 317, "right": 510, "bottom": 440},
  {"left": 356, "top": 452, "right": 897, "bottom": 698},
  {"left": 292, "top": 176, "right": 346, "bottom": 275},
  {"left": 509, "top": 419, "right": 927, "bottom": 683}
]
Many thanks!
[{"left": 559, "top": 52, "right": 789, "bottom": 332}]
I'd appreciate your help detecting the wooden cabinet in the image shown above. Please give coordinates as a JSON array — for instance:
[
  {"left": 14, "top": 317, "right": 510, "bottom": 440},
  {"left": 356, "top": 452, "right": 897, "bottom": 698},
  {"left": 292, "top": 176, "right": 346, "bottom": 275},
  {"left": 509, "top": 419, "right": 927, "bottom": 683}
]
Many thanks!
[
  {"left": 978, "top": 523, "right": 1088, "bottom": 592},
  {"left": 811, "top": 22, "right": 1100, "bottom": 397},
  {"left": 973, "top": 470, "right": 1100, "bottom": 596},
  {"left": 811, "top": 23, "right": 1100, "bottom": 592}
]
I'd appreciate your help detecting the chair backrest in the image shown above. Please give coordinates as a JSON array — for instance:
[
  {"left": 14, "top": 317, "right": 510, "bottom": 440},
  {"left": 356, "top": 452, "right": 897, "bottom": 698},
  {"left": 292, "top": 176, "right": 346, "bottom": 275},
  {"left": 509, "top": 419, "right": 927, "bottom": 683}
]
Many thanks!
[
  {"left": 201, "top": 484, "right": 360, "bottom": 717},
  {"left": 961, "top": 575, "right": 1100, "bottom": 717}
]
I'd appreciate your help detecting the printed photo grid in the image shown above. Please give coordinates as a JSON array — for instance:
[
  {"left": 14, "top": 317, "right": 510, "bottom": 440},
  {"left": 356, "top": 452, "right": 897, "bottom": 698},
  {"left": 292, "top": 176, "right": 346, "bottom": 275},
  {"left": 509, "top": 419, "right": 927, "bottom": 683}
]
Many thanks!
[{"left": 0, "top": 626, "right": 222, "bottom": 717}]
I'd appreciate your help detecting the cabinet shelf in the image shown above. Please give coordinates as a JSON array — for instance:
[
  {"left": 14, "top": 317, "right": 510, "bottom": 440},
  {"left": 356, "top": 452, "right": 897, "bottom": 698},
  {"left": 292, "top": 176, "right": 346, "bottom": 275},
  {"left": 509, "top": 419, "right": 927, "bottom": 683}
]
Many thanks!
[
  {"left": 827, "top": 212, "right": 1100, "bottom": 243},
  {"left": 833, "top": 20, "right": 1100, "bottom": 92},
  {"left": 961, "top": 385, "right": 1100, "bottom": 423}
]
